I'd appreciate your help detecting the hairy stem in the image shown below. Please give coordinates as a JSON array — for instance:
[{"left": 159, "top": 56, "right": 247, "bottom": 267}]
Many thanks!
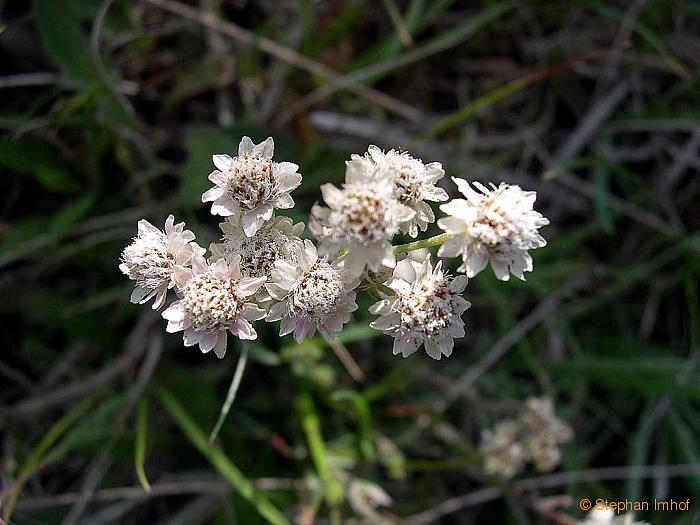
[{"left": 393, "top": 233, "right": 455, "bottom": 254}]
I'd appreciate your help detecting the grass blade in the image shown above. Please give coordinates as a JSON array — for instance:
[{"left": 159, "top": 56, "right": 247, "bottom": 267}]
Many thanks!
[
  {"left": 2, "top": 396, "right": 95, "bottom": 522},
  {"left": 298, "top": 391, "right": 344, "bottom": 509},
  {"left": 209, "top": 344, "right": 249, "bottom": 442},
  {"left": 135, "top": 396, "right": 151, "bottom": 492},
  {"left": 156, "top": 387, "right": 292, "bottom": 525}
]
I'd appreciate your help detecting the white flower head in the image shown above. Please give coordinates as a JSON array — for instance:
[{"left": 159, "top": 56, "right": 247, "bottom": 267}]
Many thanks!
[
  {"left": 479, "top": 420, "right": 527, "bottom": 478},
  {"left": 161, "top": 255, "right": 266, "bottom": 358},
  {"left": 265, "top": 240, "right": 359, "bottom": 343},
  {"left": 521, "top": 396, "right": 573, "bottom": 472},
  {"left": 579, "top": 509, "right": 649, "bottom": 525},
  {"left": 119, "top": 215, "right": 204, "bottom": 310},
  {"left": 582, "top": 509, "right": 616, "bottom": 525},
  {"left": 311, "top": 177, "right": 414, "bottom": 277},
  {"left": 438, "top": 179, "right": 549, "bottom": 281},
  {"left": 201, "top": 136, "right": 302, "bottom": 237},
  {"left": 210, "top": 215, "right": 304, "bottom": 300},
  {"left": 347, "top": 145, "right": 448, "bottom": 237},
  {"left": 369, "top": 256, "right": 470, "bottom": 360}
]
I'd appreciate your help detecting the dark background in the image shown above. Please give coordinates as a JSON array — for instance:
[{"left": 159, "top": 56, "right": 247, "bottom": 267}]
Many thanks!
[{"left": 1, "top": 0, "right": 699, "bottom": 523}]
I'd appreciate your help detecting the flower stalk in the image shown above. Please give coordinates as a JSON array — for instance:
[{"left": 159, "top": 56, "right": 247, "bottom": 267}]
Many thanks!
[
  {"left": 392, "top": 233, "right": 455, "bottom": 254},
  {"left": 209, "top": 344, "right": 250, "bottom": 442}
]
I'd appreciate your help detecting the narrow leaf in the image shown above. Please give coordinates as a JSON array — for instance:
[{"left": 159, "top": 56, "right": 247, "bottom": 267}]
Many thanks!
[
  {"left": 157, "top": 387, "right": 292, "bottom": 525},
  {"left": 135, "top": 397, "right": 152, "bottom": 492}
]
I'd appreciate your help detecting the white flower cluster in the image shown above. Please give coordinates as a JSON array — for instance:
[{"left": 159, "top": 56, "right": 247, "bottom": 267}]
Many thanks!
[
  {"left": 120, "top": 138, "right": 549, "bottom": 359},
  {"left": 579, "top": 509, "right": 649, "bottom": 525},
  {"left": 480, "top": 397, "right": 572, "bottom": 478}
]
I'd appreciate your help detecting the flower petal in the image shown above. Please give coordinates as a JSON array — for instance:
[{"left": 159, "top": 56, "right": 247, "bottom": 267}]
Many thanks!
[
  {"left": 254, "top": 137, "right": 274, "bottom": 158},
  {"left": 211, "top": 197, "right": 239, "bottom": 216},
  {"left": 230, "top": 318, "right": 257, "bottom": 340},
  {"left": 212, "top": 154, "right": 232, "bottom": 172},
  {"left": 202, "top": 186, "right": 225, "bottom": 203},
  {"left": 239, "top": 136, "right": 254, "bottom": 156},
  {"left": 238, "top": 277, "right": 266, "bottom": 297},
  {"left": 213, "top": 332, "right": 227, "bottom": 358}
]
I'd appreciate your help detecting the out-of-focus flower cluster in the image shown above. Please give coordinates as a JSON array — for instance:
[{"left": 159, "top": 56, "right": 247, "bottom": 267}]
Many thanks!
[
  {"left": 579, "top": 509, "right": 649, "bottom": 525},
  {"left": 120, "top": 137, "right": 550, "bottom": 359},
  {"left": 480, "top": 397, "right": 572, "bottom": 478}
]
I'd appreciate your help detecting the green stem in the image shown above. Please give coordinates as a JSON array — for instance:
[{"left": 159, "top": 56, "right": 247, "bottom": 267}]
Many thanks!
[
  {"left": 370, "top": 282, "right": 396, "bottom": 297},
  {"left": 298, "top": 391, "right": 344, "bottom": 509},
  {"left": 135, "top": 396, "right": 151, "bottom": 492},
  {"left": 209, "top": 344, "right": 249, "bottom": 442},
  {"left": 392, "top": 233, "right": 455, "bottom": 254},
  {"left": 157, "top": 387, "right": 292, "bottom": 525}
]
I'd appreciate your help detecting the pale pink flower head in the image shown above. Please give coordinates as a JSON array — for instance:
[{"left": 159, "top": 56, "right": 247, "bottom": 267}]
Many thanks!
[
  {"left": 479, "top": 420, "right": 527, "bottom": 478},
  {"left": 209, "top": 215, "right": 305, "bottom": 301},
  {"left": 265, "top": 240, "right": 359, "bottom": 343},
  {"left": 201, "top": 136, "right": 302, "bottom": 237},
  {"left": 369, "top": 257, "right": 470, "bottom": 360},
  {"left": 119, "top": 215, "right": 204, "bottom": 310},
  {"left": 438, "top": 179, "right": 549, "bottom": 281},
  {"left": 311, "top": 175, "right": 414, "bottom": 277},
  {"left": 161, "top": 255, "right": 266, "bottom": 358},
  {"left": 521, "top": 396, "right": 573, "bottom": 473},
  {"left": 346, "top": 145, "right": 448, "bottom": 237}
]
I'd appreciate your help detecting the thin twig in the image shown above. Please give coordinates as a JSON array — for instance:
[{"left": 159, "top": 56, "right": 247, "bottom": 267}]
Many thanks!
[
  {"left": 324, "top": 335, "right": 366, "bottom": 383},
  {"left": 380, "top": 0, "right": 413, "bottom": 48},
  {"left": 592, "top": 0, "right": 646, "bottom": 97},
  {"left": 553, "top": 82, "right": 629, "bottom": 164},
  {"left": 202, "top": 0, "right": 234, "bottom": 127},
  {"left": 0, "top": 72, "right": 138, "bottom": 93},
  {"left": 60, "top": 334, "right": 163, "bottom": 525},
  {"left": 7, "top": 313, "right": 156, "bottom": 418},
  {"left": 15, "top": 477, "right": 303, "bottom": 511},
  {"left": 89, "top": 0, "right": 138, "bottom": 122},
  {"left": 437, "top": 272, "right": 591, "bottom": 412},
  {"left": 406, "top": 463, "right": 700, "bottom": 524},
  {"left": 277, "top": 2, "right": 511, "bottom": 125},
  {"left": 144, "top": 0, "right": 422, "bottom": 122},
  {"left": 0, "top": 360, "right": 34, "bottom": 391}
]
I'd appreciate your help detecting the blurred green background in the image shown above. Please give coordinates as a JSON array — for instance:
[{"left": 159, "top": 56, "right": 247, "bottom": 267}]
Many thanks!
[{"left": 1, "top": 0, "right": 699, "bottom": 523}]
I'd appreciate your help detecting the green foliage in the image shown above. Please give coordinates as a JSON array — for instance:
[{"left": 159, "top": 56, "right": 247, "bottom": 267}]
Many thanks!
[
  {"left": 0, "top": 135, "right": 79, "bottom": 193},
  {"left": 1, "top": 0, "right": 698, "bottom": 523},
  {"left": 35, "top": 0, "right": 99, "bottom": 83},
  {"left": 158, "top": 387, "right": 292, "bottom": 525}
]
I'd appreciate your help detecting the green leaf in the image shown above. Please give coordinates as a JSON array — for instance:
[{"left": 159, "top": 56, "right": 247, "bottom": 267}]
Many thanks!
[
  {"left": 157, "top": 388, "right": 292, "bottom": 525},
  {"left": 164, "top": 57, "right": 235, "bottom": 111},
  {"left": 247, "top": 344, "right": 281, "bottom": 366},
  {"left": 45, "top": 395, "right": 127, "bottom": 463},
  {"left": 0, "top": 135, "right": 79, "bottom": 193},
  {"left": 50, "top": 193, "right": 96, "bottom": 237},
  {"left": 547, "top": 358, "right": 700, "bottom": 399},
  {"left": 180, "top": 127, "right": 246, "bottom": 208},
  {"left": 668, "top": 410, "right": 700, "bottom": 494},
  {"left": 332, "top": 390, "right": 375, "bottom": 460},
  {"left": 594, "top": 166, "right": 615, "bottom": 234},
  {"left": 35, "top": 0, "right": 98, "bottom": 83},
  {"left": 624, "top": 400, "right": 656, "bottom": 502},
  {"left": 298, "top": 391, "right": 344, "bottom": 507},
  {"left": 2, "top": 396, "right": 96, "bottom": 522}
]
